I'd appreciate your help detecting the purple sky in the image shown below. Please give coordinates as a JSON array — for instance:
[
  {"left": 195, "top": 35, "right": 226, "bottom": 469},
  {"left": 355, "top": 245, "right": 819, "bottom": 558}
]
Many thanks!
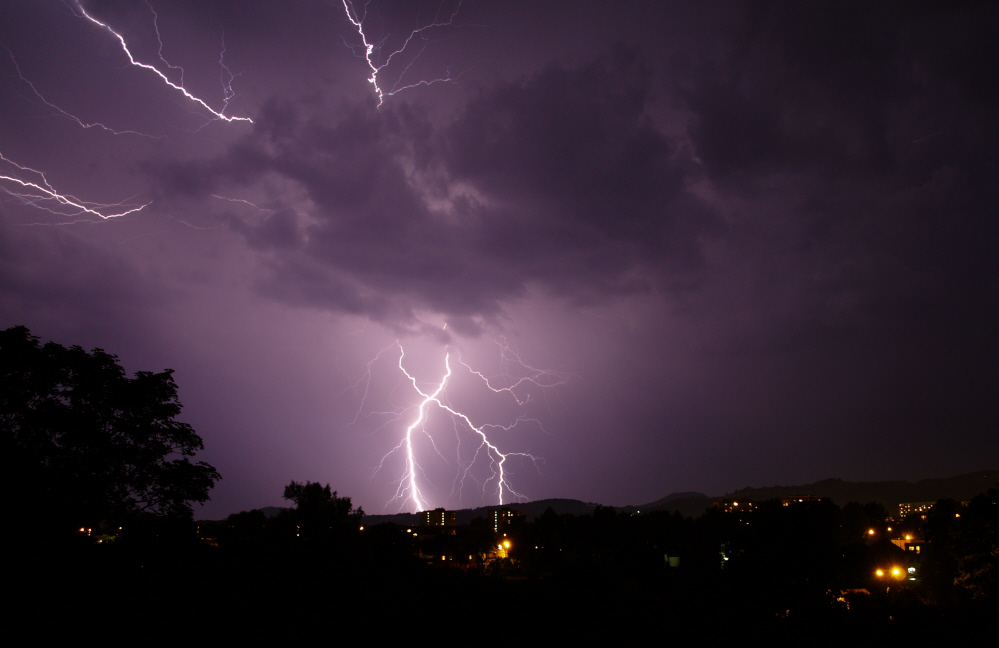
[{"left": 2, "top": 1, "right": 996, "bottom": 518}]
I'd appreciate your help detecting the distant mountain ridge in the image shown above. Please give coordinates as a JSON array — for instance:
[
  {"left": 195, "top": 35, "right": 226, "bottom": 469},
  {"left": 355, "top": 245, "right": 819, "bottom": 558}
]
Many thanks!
[
  {"left": 362, "top": 498, "right": 600, "bottom": 526},
  {"left": 624, "top": 492, "right": 712, "bottom": 518},
  {"left": 712, "top": 470, "right": 998, "bottom": 512},
  {"left": 219, "top": 470, "right": 997, "bottom": 523}
]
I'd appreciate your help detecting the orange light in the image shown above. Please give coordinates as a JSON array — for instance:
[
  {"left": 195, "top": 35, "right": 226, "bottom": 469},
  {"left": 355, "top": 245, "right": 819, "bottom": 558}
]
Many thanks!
[{"left": 876, "top": 569, "right": 884, "bottom": 577}]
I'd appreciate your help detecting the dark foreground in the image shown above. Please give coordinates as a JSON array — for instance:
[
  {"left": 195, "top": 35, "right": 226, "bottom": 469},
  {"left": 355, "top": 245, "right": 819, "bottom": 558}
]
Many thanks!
[{"left": 14, "top": 494, "right": 997, "bottom": 644}]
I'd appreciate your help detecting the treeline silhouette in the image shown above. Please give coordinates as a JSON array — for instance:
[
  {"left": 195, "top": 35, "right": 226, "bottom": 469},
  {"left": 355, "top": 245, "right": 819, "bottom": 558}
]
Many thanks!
[
  {"left": 33, "top": 488, "right": 999, "bottom": 642},
  {"left": 5, "top": 326, "right": 995, "bottom": 641},
  {"left": 11, "top": 479, "right": 998, "bottom": 641}
]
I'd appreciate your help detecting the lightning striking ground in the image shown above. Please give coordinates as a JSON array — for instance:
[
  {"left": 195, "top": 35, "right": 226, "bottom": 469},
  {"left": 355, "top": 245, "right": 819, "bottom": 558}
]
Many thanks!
[
  {"left": 341, "top": 0, "right": 463, "bottom": 107},
  {"left": 5, "top": 4, "right": 551, "bottom": 503},
  {"left": 345, "top": 340, "right": 569, "bottom": 513}
]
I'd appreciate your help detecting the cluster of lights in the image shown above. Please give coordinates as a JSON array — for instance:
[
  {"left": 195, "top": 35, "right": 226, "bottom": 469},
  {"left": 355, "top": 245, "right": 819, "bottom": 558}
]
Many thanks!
[
  {"left": 77, "top": 525, "right": 121, "bottom": 544},
  {"left": 875, "top": 567, "right": 904, "bottom": 579},
  {"left": 875, "top": 565, "right": 917, "bottom": 582}
]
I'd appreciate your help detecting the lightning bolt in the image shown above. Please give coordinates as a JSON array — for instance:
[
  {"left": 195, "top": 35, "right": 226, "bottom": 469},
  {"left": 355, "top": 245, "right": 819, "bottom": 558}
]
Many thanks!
[
  {"left": 4, "top": 2, "right": 472, "bottom": 222},
  {"left": 145, "top": 0, "right": 186, "bottom": 86},
  {"left": 346, "top": 340, "right": 568, "bottom": 513},
  {"left": 67, "top": 0, "right": 252, "bottom": 125},
  {"left": 210, "top": 194, "right": 272, "bottom": 212},
  {"left": 341, "top": 0, "right": 463, "bottom": 107},
  {"left": 1, "top": 151, "right": 150, "bottom": 221},
  {"left": 2, "top": 43, "right": 160, "bottom": 138},
  {"left": 458, "top": 338, "right": 573, "bottom": 406},
  {"left": 0, "top": 3, "right": 255, "bottom": 222}
]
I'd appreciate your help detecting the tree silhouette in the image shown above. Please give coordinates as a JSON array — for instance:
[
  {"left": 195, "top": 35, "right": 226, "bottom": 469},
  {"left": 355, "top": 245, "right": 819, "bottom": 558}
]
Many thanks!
[
  {"left": 283, "top": 480, "right": 363, "bottom": 541},
  {"left": 1, "top": 326, "right": 220, "bottom": 537}
]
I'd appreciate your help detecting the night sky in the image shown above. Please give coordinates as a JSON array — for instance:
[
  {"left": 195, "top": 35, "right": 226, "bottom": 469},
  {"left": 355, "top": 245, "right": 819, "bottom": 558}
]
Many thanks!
[{"left": 2, "top": 1, "right": 996, "bottom": 518}]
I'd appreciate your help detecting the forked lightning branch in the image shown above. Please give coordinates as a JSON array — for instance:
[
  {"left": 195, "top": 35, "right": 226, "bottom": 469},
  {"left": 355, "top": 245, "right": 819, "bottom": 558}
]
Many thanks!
[{"left": 344, "top": 340, "right": 570, "bottom": 513}]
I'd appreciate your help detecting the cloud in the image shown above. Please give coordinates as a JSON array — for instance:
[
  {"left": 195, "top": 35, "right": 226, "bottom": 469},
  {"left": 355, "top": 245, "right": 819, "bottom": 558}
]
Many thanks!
[
  {"left": 0, "top": 217, "right": 160, "bottom": 338},
  {"left": 669, "top": 0, "right": 999, "bottom": 412},
  {"left": 144, "top": 48, "right": 713, "bottom": 333}
]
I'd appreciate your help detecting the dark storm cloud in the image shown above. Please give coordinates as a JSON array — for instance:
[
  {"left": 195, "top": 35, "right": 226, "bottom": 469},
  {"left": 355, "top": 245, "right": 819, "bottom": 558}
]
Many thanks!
[
  {"left": 671, "top": 1, "right": 998, "bottom": 448},
  {"left": 445, "top": 47, "right": 712, "bottom": 289},
  {"left": 0, "top": 218, "right": 159, "bottom": 336},
  {"left": 682, "top": 1, "right": 998, "bottom": 317},
  {"left": 230, "top": 208, "right": 303, "bottom": 251},
  {"left": 1, "top": 223, "right": 130, "bottom": 306},
  {"left": 688, "top": 1, "right": 999, "bottom": 183},
  {"left": 688, "top": 5, "right": 898, "bottom": 180},
  {"left": 145, "top": 48, "right": 713, "bottom": 330}
]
